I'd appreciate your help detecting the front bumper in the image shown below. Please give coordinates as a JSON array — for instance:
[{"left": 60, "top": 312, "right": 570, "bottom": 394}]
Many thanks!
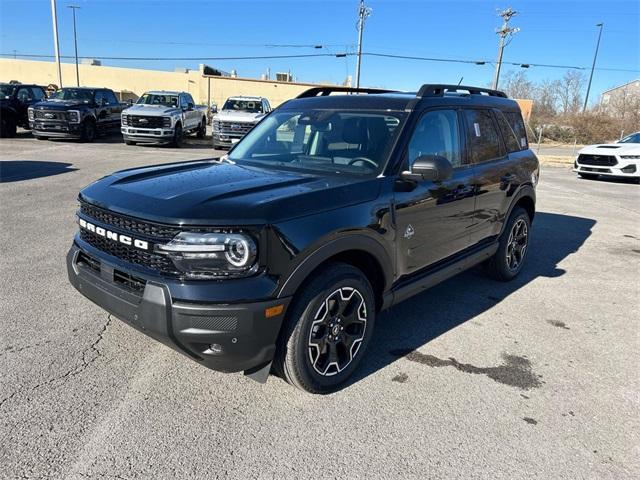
[
  {"left": 30, "top": 121, "right": 81, "bottom": 138},
  {"left": 67, "top": 243, "right": 291, "bottom": 374},
  {"left": 573, "top": 160, "right": 640, "bottom": 178},
  {"left": 121, "top": 127, "right": 174, "bottom": 143},
  {"left": 212, "top": 132, "right": 247, "bottom": 147}
]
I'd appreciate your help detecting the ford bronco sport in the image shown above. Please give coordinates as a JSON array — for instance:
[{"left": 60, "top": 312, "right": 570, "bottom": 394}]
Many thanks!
[{"left": 67, "top": 84, "right": 539, "bottom": 394}]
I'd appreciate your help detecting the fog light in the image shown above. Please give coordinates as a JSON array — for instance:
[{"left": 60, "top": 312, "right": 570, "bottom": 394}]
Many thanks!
[{"left": 621, "top": 164, "right": 637, "bottom": 173}]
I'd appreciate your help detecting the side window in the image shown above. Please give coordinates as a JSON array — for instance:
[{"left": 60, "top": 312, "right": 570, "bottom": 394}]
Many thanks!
[
  {"left": 463, "top": 109, "right": 504, "bottom": 163},
  {"left": 179, "top": 94, "right": 187, "bottom": 108},
  {"left": 104, "top": 90, "right": 118, "bottom": 105},
  {"left": 185, "top": 94, "right": 195, "bottom": 107},
  {"left": 16, "top": 87, "right": 31, "bottom": 102},
  {"left": 408, "top": 109, "right": 462, "bottom": 168},
  {"left": 31, "top": 87, "right": 45, "bottom": 101},
  {"left": 94, "top": 90, "right": 104, "bottom": 105},
  {"left": 494, "top": 110, "right": 521, "bottom": 153},
  {"left": 504, "top": 111, "right": 528, "bottom": 150}
]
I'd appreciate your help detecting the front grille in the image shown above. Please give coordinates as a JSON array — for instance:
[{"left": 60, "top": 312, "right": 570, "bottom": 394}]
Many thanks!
[
  {"left": 214, "top": 121, "right": 255, "bottom": 135},
  {"left": 79, "top": 229, "right": 178, "bottom": 275},
  {"left": 79, "top": 202, "right": 180, "bottom": 240},
  {"left": 113, "top": 269, "right": 147, "bottom": 292},
  {"left": 577, "top": 154, "right": 618, "bottom": 166},
  {"left": 35, "top": 110, "right": 66, "bottom": 121},
  {"left": 126, "top": 115, "right": 167, "bottom": 128}
]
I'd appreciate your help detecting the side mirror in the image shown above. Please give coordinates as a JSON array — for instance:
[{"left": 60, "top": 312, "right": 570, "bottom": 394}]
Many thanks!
[
  {"left": 188, "top": 103, "right": 194, "bottom": 111},
  {"left": 402, "top": 155, "right": 453, "bottom": 182}
]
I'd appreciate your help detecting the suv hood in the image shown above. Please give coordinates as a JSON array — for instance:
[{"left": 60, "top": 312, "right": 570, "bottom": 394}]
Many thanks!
[
  {"left": 32, "top": 100, "right": 89, "bottom": 110},
  {"left": 579, "top": 143, "right": 640, "bottom": 155},
  {"left": 79, "top": 160, "right": 380, "bottom": 225},
  {"left": 123, "top": 104, "right": 181, "bottom": 116},
  {"left": 214, "top": 110, "right": 265, "bottom": 123}
]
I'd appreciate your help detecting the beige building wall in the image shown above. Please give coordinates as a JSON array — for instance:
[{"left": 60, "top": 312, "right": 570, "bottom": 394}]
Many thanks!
[{"left": 0, "top": 58, "right": 326, "bottom": 108}]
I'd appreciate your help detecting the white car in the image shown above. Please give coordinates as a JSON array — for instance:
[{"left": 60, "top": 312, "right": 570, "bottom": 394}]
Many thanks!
[
  {"left": 212, "top": 96, "right": 271, "bottom": 148},
  {"left": 573, "top": 132, "right": 640, "bottom": 182}
]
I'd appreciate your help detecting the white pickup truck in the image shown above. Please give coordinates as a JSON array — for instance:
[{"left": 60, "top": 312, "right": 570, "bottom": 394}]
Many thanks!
[
  {"left": 212, "top": 96, "right": 271, "bottom": 148},
  {"left": 121, "top": 91, "right": 207, "bottom": 147}
]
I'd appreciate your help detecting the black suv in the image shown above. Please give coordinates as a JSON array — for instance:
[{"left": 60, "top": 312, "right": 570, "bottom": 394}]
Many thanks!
[
  {"left": 0, "top": 83, "right": 47, "bottom": 137},
  {"left": 67, "top": 85, "right": 539, "bottom": 393},
  {"left": 29, "top": 87, "right": 125, "bottom": 141}
]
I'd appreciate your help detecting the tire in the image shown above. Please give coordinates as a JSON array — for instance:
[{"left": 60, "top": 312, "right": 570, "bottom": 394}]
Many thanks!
[
  {"left": 274, "top": 262, "right": 376, "bottom": 394},
  {"left": 484, "top": 207, "right": 531, "bottom": 282},
  {"left": 125, "top": 140, "right": 136, "bottom": 146},
  {"left": 196, "top": 118, "right": 206, "bottom": 139},
  {"left": 578, "top": 173, "right": 599, "bottom": 180},
  {"left": 36, "top": 135, "right": 47, "bottom": 140},
  {"left": 81, "top": 119, "right": 96, "bottom": 142},
  {"left": 171, "top": 123, "right": 183, "bottom": 147},
  {"left": 0, "top": 116, "right": 17, "bottom": 138}
]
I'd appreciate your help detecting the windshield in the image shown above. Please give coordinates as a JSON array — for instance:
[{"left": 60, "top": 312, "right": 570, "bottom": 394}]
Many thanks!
[
  {"left": 0, "top": 85, "right": 15, "bottom": 99},
  {"left": 137, "top": 93, "right": 179, "bottom": 108},
  {"left": 228, "top": 109, "right": 405, "bottom": 176},
  {"left": 618, "top": 133, "right": 640, "bottom": 144},
  {"left": 49, "top": 88, "right": 95, "bottom": 102},
  {"left": 223, "top": 99, "right": 263, "bottom": 113}
]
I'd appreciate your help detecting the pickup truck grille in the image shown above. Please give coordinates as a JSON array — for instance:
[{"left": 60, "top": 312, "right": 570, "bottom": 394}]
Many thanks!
[
  {"left": 34, "top": 110, "right": 67, "bottom": 121},
  {"left": 125, "top": 115, "right": 168, "bottom": 128},
  {"left": 214, "top": 121, "right": 255, "bottom": 135},
  {"left": 577, "top": 154, "right": 617, "bottom": 166}
]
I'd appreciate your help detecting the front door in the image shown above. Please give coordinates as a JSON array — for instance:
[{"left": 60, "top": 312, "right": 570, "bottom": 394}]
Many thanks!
[{"left": 393, "top": 109, "right": 477, "bottom": 277}]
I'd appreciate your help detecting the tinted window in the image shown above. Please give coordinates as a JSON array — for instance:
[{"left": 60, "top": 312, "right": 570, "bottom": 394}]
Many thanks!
[
  {"left": 494, "top": 110, "right": 521, "bottom": 153},
  {"left": 408, "top": 109, "right": 462, "bottom": 168},
  {"left": 185, "top": 93, "right": 195, "bottom": 106},
  {"left": 104, "top": 90, "right": 118, "bottom": 105},
  {"left": 503, "top": 111, "right": 528, "bottom": 150},
  {"left": 619, "top": 133, "right": 640, "bottom": 144},
  {"left": 137, "top": 93, "right": 178, "bottom": 107},
  {"left": 463, "top": 109, "right": 503, "bottom": 163},
  {"left": 31, "top": 87, "right": 46, "bottom": 101},
  {"left": 94, "top": 90, "right": 104, "bottom": 104},
  {"left": 16, "top": 87, "right": 31, "bottom": 102}
]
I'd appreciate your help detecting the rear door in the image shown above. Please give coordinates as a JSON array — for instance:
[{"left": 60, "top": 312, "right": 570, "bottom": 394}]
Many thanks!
[
  {"left": 463, "top": 108, "right": 520, "bottom": 244},
  {"left": 393, "top": 108, "right": 477, "bottom": 276},
  {"left": 93, "top": 90, "right": 110, "bottom": 131},
  {"left": 103, "top": 90, "right": 122, "bottom": 129}
]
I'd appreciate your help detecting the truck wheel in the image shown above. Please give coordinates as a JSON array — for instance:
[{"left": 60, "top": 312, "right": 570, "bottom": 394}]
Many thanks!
[
  {"left": 36, "top": 135, "right": 48, "bottom": 140},
  {"left": 484, "top": 206, "right": 531, "bottom": 282},
  {"left": 81, "top": 119, "right": 96, "bottom": 142},
  {"left": 171, "top": 123, "right": 183, "bottom": 147},
  {"left": 196, "top": 118, "right": 206, "bottom": 138},
  {"left": 125, "top": 140, "right": 136, "bottom": 146},
  {"left": 578, "top": 173, "right": 599, "bottom": 180},
  {"left": 0, "top": 117, "right": 16, "bottom": 138},
  {"left": 274, "top": 262, "right": 376, "bottom": 394}
]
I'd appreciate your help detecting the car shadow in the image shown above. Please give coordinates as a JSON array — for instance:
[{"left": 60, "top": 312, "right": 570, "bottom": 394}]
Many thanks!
[
  {"left": 347, "top": 211, "right": 596, "bottom": 389},
  {"left": 0, "top": 160, "right": 77, "bottom": 183}
]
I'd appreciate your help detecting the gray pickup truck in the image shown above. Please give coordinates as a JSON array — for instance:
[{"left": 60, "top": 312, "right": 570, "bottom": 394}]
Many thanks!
[
  {"left": 212, "top": 96, "right": 271, "bottom": 148},
  {"left": 121, "top": 91, "right": 207, "bottom": 146}
]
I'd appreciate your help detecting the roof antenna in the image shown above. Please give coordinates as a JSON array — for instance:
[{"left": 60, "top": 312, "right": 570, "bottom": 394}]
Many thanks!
[{"left": 457, "top": 77, "right": 463, "bottom": 85}]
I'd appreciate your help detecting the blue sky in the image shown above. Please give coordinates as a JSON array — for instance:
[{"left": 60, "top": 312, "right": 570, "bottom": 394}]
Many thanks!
[{"left": 1, "top": 0, "right": 638, "bottom": 102}]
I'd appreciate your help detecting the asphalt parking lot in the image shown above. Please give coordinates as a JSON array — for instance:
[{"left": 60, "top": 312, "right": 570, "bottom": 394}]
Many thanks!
[{"left": 1, "top": 130, "right": 639, "bottom": 480}]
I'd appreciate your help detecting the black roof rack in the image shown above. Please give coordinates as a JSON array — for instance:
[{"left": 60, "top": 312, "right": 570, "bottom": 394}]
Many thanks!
[
  {"left": 417, "top": 84, "right": 507, "bottom": 98},
  {"left": 296, "top": 86, "right": 398, "bottom": 98}
]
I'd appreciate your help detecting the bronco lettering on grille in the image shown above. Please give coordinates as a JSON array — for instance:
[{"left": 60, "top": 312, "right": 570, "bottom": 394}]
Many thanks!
[{"left": 78, "top": 218, "right": 150, "bottom": 251}]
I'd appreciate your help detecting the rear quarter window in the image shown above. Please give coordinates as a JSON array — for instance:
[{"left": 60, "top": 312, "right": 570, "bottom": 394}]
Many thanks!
[
  {"left": 494, "top": 110, "right": 521, "bottom": 153},
  {"left": 503, "top": 111, "right": 528, "bottom": 150}
]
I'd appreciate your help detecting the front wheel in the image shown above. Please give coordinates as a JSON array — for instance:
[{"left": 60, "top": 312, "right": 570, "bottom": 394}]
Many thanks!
[
  {"left": 125, "top": 140, "right": 136, "bottom": 146},
  {"left": 196, "top": 118, "right": 206, "bottom": 138},
  {"left": 171, "top": 123, "right": 183, "bottom": 147},
  {"left": 274, "top": 263, "right": 375, "bottom": 394},
  {"left": 484, "top": 207, "right": 531, "bottom": 281},
  {"left": 81, "top": 119, "right": 96, "bottom": 142}
]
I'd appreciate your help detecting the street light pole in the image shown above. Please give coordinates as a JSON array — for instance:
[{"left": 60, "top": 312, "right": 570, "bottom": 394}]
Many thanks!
[
  {"left": 583, "top": 22, "right": 604, "bottom": 113},
  {"left": 68, "top": 5, "right": 81, "bottom": 87},
  {"left": 50, "top": 0, "right": 62, "bottom": 88}
]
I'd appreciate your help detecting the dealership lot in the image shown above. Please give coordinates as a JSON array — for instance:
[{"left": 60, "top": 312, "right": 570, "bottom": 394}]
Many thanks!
[{"left": 1, "top": 132, "right": 639, "bottom": 479}]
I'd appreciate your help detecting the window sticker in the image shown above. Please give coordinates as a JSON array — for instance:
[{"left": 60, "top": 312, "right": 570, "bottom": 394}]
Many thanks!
[
  {"left": 474, "top": 122, "right": 481, "bottom": 137},
  {"left": 521, "top": 137, "right": 527, "bottom": 148}
]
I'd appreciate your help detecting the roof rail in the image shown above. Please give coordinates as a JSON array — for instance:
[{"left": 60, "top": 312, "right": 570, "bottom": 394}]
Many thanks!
[
  {"left": 296, "top": 86, "right": 398, "bottom": 98},
  {"left": 417, "top": 84, "right": 507, "bottom": 98}
]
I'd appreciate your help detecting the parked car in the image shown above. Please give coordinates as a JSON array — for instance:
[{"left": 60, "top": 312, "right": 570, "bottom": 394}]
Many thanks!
[
  {"left": 66, "top": 84, "right": 538, "bottom": 393},
  {"left": 28, "top": 87, "right": 125, "bottom": 141},
  {"left": 573, "top": 132, "right": 640, "bottom": 183},
  {"left": 121, "top": 91, "right": 207, "bottom": 147},
  {"left": 0, "top": 83, "right": 47, "bottom": 137},
  {"left": 212, "top": 96, "right": 271, "bottom": 148}
]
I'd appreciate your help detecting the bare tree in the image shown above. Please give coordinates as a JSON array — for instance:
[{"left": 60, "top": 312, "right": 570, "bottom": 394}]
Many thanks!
[
  {"left": 555, "top": 71, "right": 585, "bottom": 115},
  {"left": 501, "top": 70, "right": 535, "bottom": 99},
  {"left": 533, "top": 79, "right": 559, "bottom": 119}
]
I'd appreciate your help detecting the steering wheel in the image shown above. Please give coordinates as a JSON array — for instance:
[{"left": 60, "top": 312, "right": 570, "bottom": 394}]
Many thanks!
[{"left": 348, "top": 157, "right": 378, "bottom": 169}]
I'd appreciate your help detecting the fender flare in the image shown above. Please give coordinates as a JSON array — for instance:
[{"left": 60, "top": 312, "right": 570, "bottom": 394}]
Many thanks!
[
  {"left": 500, "top": 184, "right": 536, "bottom": 236},
  {"left": 277, "top": 234, "right": 394, "bottom": 299}
]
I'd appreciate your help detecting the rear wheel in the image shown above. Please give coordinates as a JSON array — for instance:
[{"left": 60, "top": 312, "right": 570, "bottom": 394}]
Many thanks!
[
  {"left": 485, "top": 207, "right": 531, "bottom": 282},
  {"left": 171, "top": 123, "right": 183, "bottom": 147},
  {"left": 578, "top": 172, "right": 599, "bottom": 180},
  {"left": 274, "top": 262, "right": 375, "bottom": 394},
  {"left": 81, "top": 119, "right": 96, "bottom": 142},
  {"left": 0, "top": 116, "right": 17, "bottom": 138},
  {"left": 196, "top": 118, "right": 206, "bottom": 138}
]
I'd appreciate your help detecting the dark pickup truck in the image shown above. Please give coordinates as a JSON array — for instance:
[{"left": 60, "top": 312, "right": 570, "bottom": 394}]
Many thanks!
[
  {"left": 67, "top": 84, "right": 538, "bottom": 393},
  {"left": 0, "top": 83, "right": 47, "bottom": 137},
  {"left": 29, "top": 87, "right": 126, "bottom": 141}
]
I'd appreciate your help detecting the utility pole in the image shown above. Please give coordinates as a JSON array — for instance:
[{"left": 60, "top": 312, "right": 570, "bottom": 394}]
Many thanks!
[
  {"left": 583, "top": 22, "right": 604, "bottom": 113},
  {"left": 50, "top": 0, "right": 63, "bottom": 88},
  {"left": 492, "top": 7, "right": 519, "bottom": 90},
  {"left": 68, "top": 5, "right": 81, "bottom": 87},
  {"left": 354, "top": 0, "right": 372, "bottom": 89}
]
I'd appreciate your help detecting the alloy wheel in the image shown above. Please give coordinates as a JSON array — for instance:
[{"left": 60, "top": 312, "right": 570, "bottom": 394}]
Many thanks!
[{"left": 506, "top": 218, "right": 528, "bottom": 271}]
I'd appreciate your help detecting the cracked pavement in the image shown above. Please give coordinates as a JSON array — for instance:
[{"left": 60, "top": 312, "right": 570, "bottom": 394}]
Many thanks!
[{"left": 1, "top": 133, "right": 639, "bottom": 479}]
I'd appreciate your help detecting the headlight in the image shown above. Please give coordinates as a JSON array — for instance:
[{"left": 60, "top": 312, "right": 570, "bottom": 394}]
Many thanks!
[
  {"left": 163, "top": 116, "right": 171, "bottom": 128},
  {"left": 122, "top": 114, "right": 128, "bottom": 126},
  {"left": 68, "top": 110, "right": 80, "bottom": 123},
  {"left": 28, "top": 108, "right": 35, "bottom": 121},
  {"left": 620, "top": 155, "right": 640, "bottom": 159},
  {"left": 212, "top": 120, "right": 220, "bottom": 131},
  {"left": 156, "top": 232, "right": 257, "bottom": 278}
]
